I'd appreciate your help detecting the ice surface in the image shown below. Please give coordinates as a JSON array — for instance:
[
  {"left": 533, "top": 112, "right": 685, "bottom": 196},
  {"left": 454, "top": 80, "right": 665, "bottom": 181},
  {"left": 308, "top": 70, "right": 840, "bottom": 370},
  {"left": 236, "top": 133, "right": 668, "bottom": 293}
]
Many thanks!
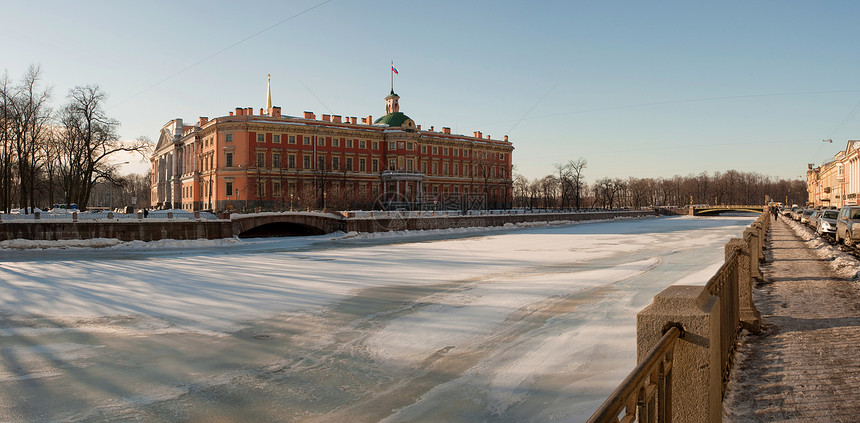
[{"left": 0, "top": 215, "right": 761, "bottom": 421}]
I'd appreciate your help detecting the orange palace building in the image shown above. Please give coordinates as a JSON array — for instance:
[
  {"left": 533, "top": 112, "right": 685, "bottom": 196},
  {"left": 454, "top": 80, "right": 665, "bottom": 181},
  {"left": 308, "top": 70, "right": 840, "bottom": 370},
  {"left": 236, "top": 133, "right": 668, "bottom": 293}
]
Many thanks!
[{"left": 151, "top": 80, "right": 514, "bottom": 212}]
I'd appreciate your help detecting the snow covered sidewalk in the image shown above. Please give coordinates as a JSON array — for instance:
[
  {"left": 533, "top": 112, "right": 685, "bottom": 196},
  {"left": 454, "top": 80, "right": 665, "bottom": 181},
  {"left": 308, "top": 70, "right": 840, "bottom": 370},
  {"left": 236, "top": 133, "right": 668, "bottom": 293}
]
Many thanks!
[{"left": 723, "top": 217, "right": 860, "bottom": 422}]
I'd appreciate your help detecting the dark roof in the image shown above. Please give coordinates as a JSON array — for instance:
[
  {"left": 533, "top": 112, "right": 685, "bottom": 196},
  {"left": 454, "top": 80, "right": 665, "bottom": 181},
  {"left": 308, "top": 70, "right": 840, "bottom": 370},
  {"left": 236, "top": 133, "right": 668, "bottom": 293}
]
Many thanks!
[{"left": 374, "top": 112, "right": 411, "bottom": 127}]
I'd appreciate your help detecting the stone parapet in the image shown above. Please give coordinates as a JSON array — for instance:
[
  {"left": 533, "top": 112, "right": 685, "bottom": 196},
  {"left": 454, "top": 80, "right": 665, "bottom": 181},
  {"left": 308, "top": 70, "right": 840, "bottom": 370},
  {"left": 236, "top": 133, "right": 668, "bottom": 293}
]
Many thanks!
[{"left": 637, "top": 286, "right": 722, "bottom": 423}]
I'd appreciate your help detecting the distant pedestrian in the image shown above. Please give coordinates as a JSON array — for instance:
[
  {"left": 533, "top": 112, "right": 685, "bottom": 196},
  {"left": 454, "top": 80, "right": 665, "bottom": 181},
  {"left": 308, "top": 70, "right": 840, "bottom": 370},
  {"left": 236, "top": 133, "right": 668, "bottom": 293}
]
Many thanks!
[
  {"left": 771, "top": 205, "right": 778, "bottom": 221},
  {"left": 143, "top": 208, "right": 149, "bottom": 218}
]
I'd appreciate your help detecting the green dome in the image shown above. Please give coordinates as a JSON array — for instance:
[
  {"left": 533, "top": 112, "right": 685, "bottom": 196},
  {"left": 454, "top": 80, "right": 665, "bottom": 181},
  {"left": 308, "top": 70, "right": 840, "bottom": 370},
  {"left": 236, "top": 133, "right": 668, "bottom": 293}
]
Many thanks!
[{"left": 374, "top": 112, "right": 412, "bottom": 127}]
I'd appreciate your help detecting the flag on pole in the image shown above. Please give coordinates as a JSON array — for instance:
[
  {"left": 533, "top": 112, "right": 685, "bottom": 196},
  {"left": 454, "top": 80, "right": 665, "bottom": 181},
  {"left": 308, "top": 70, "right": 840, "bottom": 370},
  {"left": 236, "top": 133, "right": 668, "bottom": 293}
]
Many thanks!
[{"left": 391, "top": 66, "right": 399, "bottom": 74}]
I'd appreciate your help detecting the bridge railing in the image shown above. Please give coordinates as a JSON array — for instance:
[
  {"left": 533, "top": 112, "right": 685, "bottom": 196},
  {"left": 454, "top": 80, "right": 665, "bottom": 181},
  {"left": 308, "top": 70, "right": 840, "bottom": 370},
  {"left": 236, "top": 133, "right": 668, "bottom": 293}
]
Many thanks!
[{"left": 587, "top": 210, "right": 769, "bottom": 422}]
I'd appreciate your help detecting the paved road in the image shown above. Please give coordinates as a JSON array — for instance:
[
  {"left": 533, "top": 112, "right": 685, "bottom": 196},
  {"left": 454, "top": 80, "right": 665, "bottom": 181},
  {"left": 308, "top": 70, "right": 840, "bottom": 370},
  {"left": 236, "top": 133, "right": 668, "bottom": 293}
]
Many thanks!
[{"left": 723, "top": 217, "right": 860, "bottom": 422}]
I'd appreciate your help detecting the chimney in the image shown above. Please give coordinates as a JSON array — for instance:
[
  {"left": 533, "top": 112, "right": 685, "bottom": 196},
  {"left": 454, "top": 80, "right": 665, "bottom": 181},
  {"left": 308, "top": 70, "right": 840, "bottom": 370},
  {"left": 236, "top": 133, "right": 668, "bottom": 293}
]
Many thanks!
[
  {"left": 367, "top": 115, "right": 373, "bottom": 124},
  {"left": 259, "top": 108, "right": 264, "bottom": 115},
  {"left": 486, "top": 135, "right": 490, "bottom": 140},
  {"left": 271, "top": 106, "right": 281, "bottom": 118},
  {"left": 304, "top": 111, "right": 315, "bottom": 120},
  {"left": 477, "top": 131, "right": 482, "bottom": 139},
  {"left": 504, "top": 135, "right": 509, "bottom": 142},
  {"left": 229, "top": 112, "right": 234, "bottom": 116},
  {"left": 443, "top": 127, "right": 451, "bottom": 134},
  {"left": 333, "top": 115, "right": 342, "bottom": 123},
  {"left": 430, "top": 126, "right": 434, "bottom": 131},
  {"left": 199, "top": 117, "right": 208, "bottom": 126},
  {"left": 361, "top": 117, "right": 368, "bottom": 124},
  {"left": 322, "top": 114, "right": 331, "bottom": 122},
  {"left": 235, "top": 107, "right": 243, "bottom": 116},
  {"left": 246, "top": 107, "right": 253, "bottom": 116},
  {"left": 417, "top": 125, "right": 421, "bottom": 131},
  {"left": 350, "top": 117, "right": 357, "bottom": 124}
]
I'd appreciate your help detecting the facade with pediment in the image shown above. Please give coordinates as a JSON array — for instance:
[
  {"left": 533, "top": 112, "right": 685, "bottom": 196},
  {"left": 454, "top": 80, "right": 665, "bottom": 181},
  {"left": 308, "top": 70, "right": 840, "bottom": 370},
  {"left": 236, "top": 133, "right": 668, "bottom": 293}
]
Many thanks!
[{"left": 150, "top": 87, "right": 514, "bottom": 212}]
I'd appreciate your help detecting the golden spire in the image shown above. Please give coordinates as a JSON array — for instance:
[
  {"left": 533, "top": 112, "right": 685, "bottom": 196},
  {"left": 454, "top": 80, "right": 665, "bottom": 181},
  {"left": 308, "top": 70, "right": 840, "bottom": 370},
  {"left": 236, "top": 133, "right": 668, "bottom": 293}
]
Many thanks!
[{"left": 266, "top": 73, "right": 272, "bottom": 111}]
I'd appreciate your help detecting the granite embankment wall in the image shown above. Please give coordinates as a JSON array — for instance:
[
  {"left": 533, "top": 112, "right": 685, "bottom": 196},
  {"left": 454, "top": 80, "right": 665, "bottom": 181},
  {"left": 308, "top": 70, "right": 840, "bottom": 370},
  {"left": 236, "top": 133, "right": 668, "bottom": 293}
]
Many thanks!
[
  {"left": 0, "top": 210, "right": 655, "bottom": 241},
  {"left": 345, "top": 210, "right": 654, "bottom": 233},
  {"left": 0, "top": 220, "right": 234, "bottom": 242}
]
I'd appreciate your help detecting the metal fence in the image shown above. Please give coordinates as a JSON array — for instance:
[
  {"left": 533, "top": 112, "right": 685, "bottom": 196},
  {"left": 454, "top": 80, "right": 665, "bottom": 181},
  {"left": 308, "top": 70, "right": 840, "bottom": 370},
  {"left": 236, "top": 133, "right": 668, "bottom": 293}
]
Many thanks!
[
  {"left": 0, "top": 210, "right": 218, "bottom": 222},
  {"left": 587, "top": 326, "right": 682, "bottom": 423}
]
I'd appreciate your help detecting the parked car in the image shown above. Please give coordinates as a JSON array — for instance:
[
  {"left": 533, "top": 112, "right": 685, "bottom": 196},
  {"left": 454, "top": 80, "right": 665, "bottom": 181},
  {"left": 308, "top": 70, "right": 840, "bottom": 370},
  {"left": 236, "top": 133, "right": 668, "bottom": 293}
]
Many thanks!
[
  {"left": 835, "top": 205, "right": 860, "bottom": 245},
  {"left": 817, "top": 209, "right": 839, "bottom": 235},
  {"left": 807, "top": 210, "right": 820, "bottom": 230},
  {"left": 800, "top": 209, "right": 815, "bottom": 225},
  {"left": 790, "top": 207, "right": 804, "bottom": 221}
]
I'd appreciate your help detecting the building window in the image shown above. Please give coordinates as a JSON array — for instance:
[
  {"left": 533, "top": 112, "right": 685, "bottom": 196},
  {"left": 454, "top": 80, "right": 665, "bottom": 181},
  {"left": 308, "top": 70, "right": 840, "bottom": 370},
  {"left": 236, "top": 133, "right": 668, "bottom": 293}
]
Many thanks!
[
  {"left": 303, "top": 155, "right": 311, "bottom": 169},
  {"left": 288, "top": 154, "right": 296, "bottom": 169},
  {"left": 407, "top": 159, "right": 413, "bottom": 171},
  {"left": 289, "top": 135, "right": 296, "bottom": 144},
  {"left": 346, "top": 139, "right": 353, "bottom": 148},
  {"left": 454, "top": 149, "right": 460, "bottom": 157},
  {"left": 332, "top": 156, "right": 340, "bottom": 171},
  {"left": 388, "top": 159, "right": 396, "bottom": 170},
  {"left": 359, "top": 158, "right": 366, "bottom": 172},
  {"left": 443, "top": 163, "right": 448, "bottom": 174},
  {"left": 273, "top": 153, "right": 281, "bottom": 168},
  {"left": 372, "top": 141, "right": 378, "bottom": 150},
  {"left": 258, "top": 181, "right": 265, "bottom": 197},
  {"left": 432, "top": 147, "right": 438, "bottom": 155},
  {"left": 359, "top": 140, "right": 366, "bottom": 149},
  {"left": 499, "top": 153, "right": 505, "bottom": 160},
  {"left": 346, "top": 157, "right": 353, "bottom": 171},
  {"left": 422, "top": 146, "right": 427, "bottom": 154},
  {"left": 226, "top": 152, "right": 234, "bottom": 167},
  {"left": 257, "top": 133, "right": 265, "bottom": 143},
  {"left": 372, "top": 159, "right": 378, "bottom": 172},
  {"left": 318, "top": 156, "right": 325, "bottom": 170},
  {"left": 273, "top": 180, "right": 281, "bottom": 196},
  {"left": 226, "top": 181, "right": 233, "bottom": 197},
  {"left": 333, "top": 138, "right": 340, "bottom": 147},
  {"left": 406, "top": 142, "right": 413, "bottom": 150},
  {"left": 422, "top": 162, "right": 427, "bottom": 173},
  {"left": 257, "top": 152, "right": 265, "bottom": 167},
  {"left": 388, "top": 141, "right": 395, "bottom": 150},
  {"left": 303, "top": 136, "right": 310, "bottom": 145},
  {"left": 317, "top": 137, "right": 325, "bottom": 146},
  {"left": 226, "top": 134, "right": 233, "bottom": 143},
  {"left": 432, "top": 162, "right": 438, "bottom": 174},
  {"left": 464, "top": 150, "right": 469, "bottom": 157},
  {"left": 273, "top": 134, "right": 281, "bottom": 144},
  {"left": 443, "top": 148, "right": 448, "bottom": 155}
]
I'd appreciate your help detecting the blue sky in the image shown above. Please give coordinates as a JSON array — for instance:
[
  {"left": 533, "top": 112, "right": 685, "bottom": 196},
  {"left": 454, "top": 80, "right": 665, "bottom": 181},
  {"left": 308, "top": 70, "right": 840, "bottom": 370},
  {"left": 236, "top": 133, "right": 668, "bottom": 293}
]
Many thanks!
[{"left": 3, "top": 1, "right": 860, "bottom": 182}]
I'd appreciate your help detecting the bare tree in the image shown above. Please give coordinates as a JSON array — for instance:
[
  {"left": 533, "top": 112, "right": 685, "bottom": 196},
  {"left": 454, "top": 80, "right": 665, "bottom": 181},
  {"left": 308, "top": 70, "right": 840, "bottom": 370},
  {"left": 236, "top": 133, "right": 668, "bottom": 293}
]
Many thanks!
[
  {"left": 6, "top": 65, "right": 52, "bottom": 213},
  {"left": 57, "top": 85, "right": 149, "bottom": 210}
]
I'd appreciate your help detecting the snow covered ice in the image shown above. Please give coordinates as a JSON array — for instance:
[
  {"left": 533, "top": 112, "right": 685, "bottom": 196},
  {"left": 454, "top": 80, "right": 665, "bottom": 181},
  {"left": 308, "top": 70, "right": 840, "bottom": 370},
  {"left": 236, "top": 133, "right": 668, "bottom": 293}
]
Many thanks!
[{"left": 0, "top": 215, "right": 757, "bottom": 422}]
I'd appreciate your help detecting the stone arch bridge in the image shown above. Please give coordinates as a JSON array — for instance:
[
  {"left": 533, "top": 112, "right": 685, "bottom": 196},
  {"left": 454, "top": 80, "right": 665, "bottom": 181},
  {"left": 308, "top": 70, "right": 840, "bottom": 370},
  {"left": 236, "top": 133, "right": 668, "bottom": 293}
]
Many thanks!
[{"left": 230, "top": 213, "right": 345, "bottom": 237}]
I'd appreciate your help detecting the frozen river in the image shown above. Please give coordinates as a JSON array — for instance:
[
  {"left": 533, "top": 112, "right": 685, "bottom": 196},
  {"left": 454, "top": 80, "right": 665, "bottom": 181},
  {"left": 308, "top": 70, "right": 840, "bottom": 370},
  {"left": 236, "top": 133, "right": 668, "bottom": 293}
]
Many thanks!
[{"left": 0, "top": 214, "right": 755, "bottom": 422}]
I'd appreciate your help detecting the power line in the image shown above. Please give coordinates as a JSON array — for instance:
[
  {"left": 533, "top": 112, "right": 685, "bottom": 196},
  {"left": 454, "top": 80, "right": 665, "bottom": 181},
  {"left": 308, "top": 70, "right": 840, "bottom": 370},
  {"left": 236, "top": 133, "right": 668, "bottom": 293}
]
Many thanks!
[
  {"left": 114, "top": 0, "right": 334, "bottom": 108},
  {"left": 478, "top": 89, "right": 860, "bottom": 130}
]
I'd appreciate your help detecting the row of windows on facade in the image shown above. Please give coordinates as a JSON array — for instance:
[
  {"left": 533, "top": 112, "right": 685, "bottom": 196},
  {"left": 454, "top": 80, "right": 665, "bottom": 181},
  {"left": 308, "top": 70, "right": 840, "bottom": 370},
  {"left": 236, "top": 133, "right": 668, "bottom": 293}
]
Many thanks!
[
  {"left": 204, "top": 134, "right": 505, "bottom": 161},
  {"left": 181, "top": 181, "right": 502, "bottom": 201},
  {"left": 203, "top": 152, "right": 506, "bottom": 178}
]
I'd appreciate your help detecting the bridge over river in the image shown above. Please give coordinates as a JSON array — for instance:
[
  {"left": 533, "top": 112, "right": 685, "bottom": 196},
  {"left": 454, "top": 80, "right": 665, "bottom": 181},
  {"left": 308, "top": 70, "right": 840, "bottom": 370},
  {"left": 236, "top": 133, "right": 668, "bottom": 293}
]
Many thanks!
[{"left": 690, "top": 204, "right": 764, "bottom": 216}]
